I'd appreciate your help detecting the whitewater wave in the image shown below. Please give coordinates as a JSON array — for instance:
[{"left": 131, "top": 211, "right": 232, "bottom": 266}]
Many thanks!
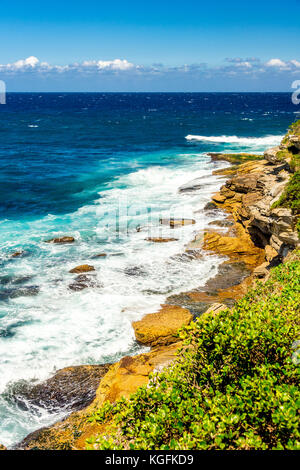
[{"left": 185, "top": 134, "right": 283, "bottom": 146}]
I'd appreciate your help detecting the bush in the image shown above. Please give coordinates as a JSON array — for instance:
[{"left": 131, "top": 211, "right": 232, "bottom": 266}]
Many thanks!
[
  {"left": 272, "top": 171, "right": 300, "bottom": 215},
  {"left": 87, "top": 253, "right": 300, "bottom": 450}
]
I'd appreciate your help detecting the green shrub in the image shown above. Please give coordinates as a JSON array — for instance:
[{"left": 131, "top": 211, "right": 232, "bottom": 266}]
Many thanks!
[
  {"left": 272, "top": 172, "right": 300, "bottom": 215},
  {"left": 87, "top": 254, "right": 300, "bottom": 450}
]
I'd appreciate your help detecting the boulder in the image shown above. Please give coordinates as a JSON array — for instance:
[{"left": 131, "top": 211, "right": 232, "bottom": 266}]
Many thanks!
[
  {"left": 46, "top": 236, "right": 75, "bottom": 244},
  {"left": 212, "top": 193, "right": 226, "bottom": 203},
  {"left": 265, "top": 245, "right": 278, "bottom": 262},
  {"left": 69, "top": 264, "right": 95, "bottom": 274},
  {"left": 226, "top": 175, "right": 259, "bottom": 193},
  {"left": 263, "top": 146, "right": 282, "bottom": 164},
  {"left": 132, "top": 305, "right": 193, "bottom": 347}
]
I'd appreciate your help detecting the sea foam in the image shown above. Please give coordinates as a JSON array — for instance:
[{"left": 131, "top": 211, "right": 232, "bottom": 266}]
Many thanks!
[{"left": 185, "top": 134, "right": 284, "bottom": 146}]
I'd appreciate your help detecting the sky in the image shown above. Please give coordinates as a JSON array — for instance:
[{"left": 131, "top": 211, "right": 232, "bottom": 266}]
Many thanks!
[{"left": 0, "top": 0, "right": 300, "bottom": 91}]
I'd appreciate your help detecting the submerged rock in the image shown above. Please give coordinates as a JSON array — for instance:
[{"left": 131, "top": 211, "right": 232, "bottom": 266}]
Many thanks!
[
  {"left": 10, "top": 251, "right": 25, "bottom": 258},
  {"left": 92, "top": 253, "right": 107, "bottom": 258},
  {"left": 69, "top": 264, "right": 95, "bottom": 274},
  {"left": 7, "top": 364, "right": 111, "bottom": 415},
  {"left": 124, "top": 266, "right": 147, "bottom": 276},
  {"left": 132, "top": 305, "right": 192, "bottom": 347},
  {"left": 45, "top": 236, "right": 75, "bottom": 244},
  {"left": 178, "top": 178, "right": 203, "bottom": 193},
  {"left": 0, "top": 286, "right": 39, "bottom": 301},
  {"left": 68, "top": 274, "right": 101, "bottom": 291}
]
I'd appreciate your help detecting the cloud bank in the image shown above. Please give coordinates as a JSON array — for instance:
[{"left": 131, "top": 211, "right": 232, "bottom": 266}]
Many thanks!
[{"left": 1, "top": 56, "right": 300, "bottom": 91}]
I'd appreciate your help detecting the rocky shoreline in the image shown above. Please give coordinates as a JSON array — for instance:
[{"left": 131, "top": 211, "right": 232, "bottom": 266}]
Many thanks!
[{"left": 4, "top": 125, "right": 299, "bottom": 450}]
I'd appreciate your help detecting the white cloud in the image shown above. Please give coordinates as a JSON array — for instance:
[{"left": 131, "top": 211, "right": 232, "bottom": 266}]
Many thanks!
[
  {"left": 266, "top": 58, "right": 287, "bottom": 68},
  {"left": 234, "top": 61, "right": 252, "bottom": 68},
  {"left": 0, "top": 55, "right": 300, "bottom": 83},
  {"left": 0, "top": 56, "right": 40, "bottom": 70},
  {"left": 82, "top": 59, "right": 134, "bottom": 70},
  {"left": 291, "top": 59, "right": 300, "bottom": 68}
]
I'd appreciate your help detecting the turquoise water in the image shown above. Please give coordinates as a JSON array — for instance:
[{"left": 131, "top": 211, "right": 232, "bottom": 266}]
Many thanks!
[{"left": 0, "top": 93, "right": 297, "bottom": 446}]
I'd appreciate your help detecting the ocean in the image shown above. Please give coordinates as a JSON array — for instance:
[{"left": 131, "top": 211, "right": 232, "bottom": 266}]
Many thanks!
[{"left": 0, "top": 92, "right": 297, "bottom": 447}]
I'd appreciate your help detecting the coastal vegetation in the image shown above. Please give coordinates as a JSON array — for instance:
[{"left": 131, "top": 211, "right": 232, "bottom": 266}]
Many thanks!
[
  {"left": 87, "top": 252, "right": 300, "bottom": 450},
  {"left": 272, "top": 120, "right": 300, "bottom": 235},
  {"left": 208, "top": 152, "right": 263, "bottom": 164}
]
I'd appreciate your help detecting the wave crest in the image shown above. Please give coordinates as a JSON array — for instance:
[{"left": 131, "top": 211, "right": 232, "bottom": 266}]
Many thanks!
[{"left": 185, "top": 134, "right": 283, "bottom": 146}]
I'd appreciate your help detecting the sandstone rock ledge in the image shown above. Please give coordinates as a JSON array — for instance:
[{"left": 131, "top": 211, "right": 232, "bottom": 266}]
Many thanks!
[{"left": 132, "top": 305, "right": 193, "bottom": 347}]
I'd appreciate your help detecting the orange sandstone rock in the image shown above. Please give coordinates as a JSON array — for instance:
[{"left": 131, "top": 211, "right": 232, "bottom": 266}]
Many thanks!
[
  {"left": 132, "top": 305, "right": 193, "bottom": 347},
  {"left": 69, "top": 264, "right": 95, "bottom": 274}
]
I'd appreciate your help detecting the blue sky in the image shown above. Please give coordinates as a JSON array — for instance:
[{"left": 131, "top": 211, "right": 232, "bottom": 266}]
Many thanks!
[{"left": 0, "top": 0, "right": 300, "bottom": 91}]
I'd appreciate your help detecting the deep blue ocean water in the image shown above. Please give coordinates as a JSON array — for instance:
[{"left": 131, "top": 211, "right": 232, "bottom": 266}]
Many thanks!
[{"left": 0, "top": 92, "right": 298, "bottom": 446}]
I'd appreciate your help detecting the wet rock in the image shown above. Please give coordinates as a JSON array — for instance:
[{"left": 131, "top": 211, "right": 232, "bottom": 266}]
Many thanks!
[
  {"left": 159, "top": 218, "right": 196, "bottom": 227},
  {"left": 170, "top": 250, "right": 202, "bottom": 262},
  {"left": 132, "top": 305, "right": 192, "bottom": 347},
  {"left": 208, "top": 219, "right": 234, "bottom": 228},
  {"left": 69, "top": 274, "right": 101, "bottom": 291},
  {"left": 69, "top": 264, "right": 95, "bottom": 274},
  {"left": 0, "top": 274, "right": 34, "bottom": 286},
  {"left": 204, "top": 201, "right": 218, "bottom": 211},
  {"left": 92, "top": 253, "right": 107, "bottom": 258},
  {"left": 10, "top": 251, "right": 25, "bottom": 258},
  {"left": 145, "top": 237, "right": 178, "bottom": 243},
  {"left": 178, "top": 178, "right": 203, "bottom": 193},
  {"left": 0, "top": 286, "right": 39, "bottom": 301},
  {"left": 45, "top": 236, "right": 75, "bottom": 244},
  {"left": 8, "top": 365, "right": 111, "bottom": 416},
  {"left": 167, "top": 261, "right": 252, "bottom": 315},
  {"left": 124, "top": 266, "right": 147, "bottom": 276}
]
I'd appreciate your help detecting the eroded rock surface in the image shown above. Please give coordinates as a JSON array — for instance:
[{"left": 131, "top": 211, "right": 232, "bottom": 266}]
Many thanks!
[{"left": 132, "top": 305, "right": 192, "bottom": 347}]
